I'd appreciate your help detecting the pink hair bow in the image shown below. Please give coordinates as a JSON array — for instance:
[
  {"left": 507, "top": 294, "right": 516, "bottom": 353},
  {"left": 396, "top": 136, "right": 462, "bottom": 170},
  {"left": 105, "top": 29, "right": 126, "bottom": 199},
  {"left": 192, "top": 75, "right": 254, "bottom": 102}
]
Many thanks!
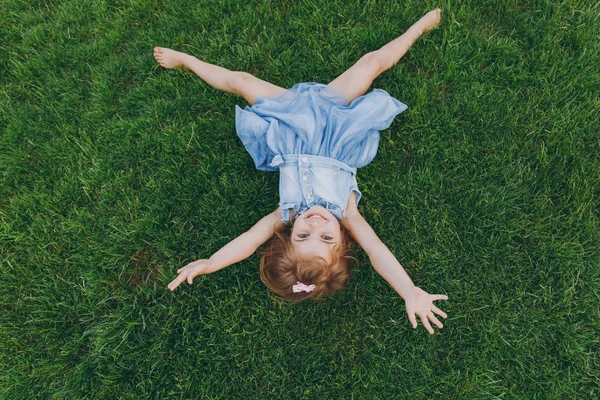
[{"left": 293, "top": 282, "right": 316, "bottom": 293}]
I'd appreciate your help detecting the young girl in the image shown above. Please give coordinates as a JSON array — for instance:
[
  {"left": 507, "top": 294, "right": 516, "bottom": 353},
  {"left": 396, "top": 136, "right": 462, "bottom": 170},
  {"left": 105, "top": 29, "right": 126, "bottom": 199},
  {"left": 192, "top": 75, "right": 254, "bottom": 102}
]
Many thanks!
[{"left": 161, "top": 9, "right": 448, "bottom": 334}]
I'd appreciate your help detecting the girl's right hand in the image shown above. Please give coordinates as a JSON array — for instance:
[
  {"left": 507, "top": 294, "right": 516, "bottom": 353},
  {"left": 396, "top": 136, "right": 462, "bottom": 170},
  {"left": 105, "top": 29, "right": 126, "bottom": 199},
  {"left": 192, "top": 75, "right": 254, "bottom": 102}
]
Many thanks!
[{"left": 168, "top": 259, "right": 213, "bottom": 291}]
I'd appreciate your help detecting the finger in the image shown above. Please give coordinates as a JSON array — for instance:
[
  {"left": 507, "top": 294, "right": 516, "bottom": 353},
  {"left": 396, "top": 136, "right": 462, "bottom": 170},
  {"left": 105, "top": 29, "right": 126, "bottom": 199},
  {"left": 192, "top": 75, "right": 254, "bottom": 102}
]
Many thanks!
[
  {"left": 433, "top": 294, "right": 448, "bottom": 301},
  {"left": 408, "top": 312, "right": 418, "bottom": 329},
  {"left": 420, "top": 314, "right": 435, "bottom": 334},
  {"left": 168, "top": 274, "right": 187, "bottom": 291},
  {"left": 432, "top": 305, "right": 447, "bottom": 319},
  {"left": 187, "top": 274, "right": 195, "bottom": 285},
  {"left": 428, "top": 313, "right": 444, "bottom": 329},
  {"left": 167, "top": 278, "right": 179, "bottom": 291}
]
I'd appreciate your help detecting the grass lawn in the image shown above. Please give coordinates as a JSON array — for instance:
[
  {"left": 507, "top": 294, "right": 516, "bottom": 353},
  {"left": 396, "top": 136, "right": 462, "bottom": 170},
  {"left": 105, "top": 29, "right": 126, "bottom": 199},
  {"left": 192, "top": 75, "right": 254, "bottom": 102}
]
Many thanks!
[{"left": 1, "top": 0, "right": 599, "bottom": 398}]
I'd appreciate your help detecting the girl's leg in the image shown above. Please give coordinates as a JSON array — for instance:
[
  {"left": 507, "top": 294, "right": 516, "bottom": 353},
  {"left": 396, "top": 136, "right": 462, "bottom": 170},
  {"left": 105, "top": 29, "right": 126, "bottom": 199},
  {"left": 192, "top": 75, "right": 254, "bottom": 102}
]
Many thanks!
[
  {"left": 153, "top": 47, "right": 286, "bottom": 105},
  {"left": 328, "top": 9, "right": 441, "bottom": 104}
]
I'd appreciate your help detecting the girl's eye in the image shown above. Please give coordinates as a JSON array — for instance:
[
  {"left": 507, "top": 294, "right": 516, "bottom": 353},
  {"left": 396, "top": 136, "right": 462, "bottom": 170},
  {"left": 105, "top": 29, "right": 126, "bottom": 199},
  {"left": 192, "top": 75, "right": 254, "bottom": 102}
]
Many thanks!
[
  {"left": 322, "top": 235, "right": 333, "bottom": 241},
  {"left": 298, "top": 234, "right": 309, "bottom": 238}
]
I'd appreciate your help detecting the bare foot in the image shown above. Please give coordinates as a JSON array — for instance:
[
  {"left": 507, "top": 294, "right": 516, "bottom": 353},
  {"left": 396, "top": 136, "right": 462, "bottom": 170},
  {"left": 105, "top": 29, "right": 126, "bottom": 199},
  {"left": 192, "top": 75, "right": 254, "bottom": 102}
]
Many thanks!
[
  {"left": 414, "top": 8, "right": 442, "bottom": 36},
  {"left": 153, "top": 47, "right": 188, "bottom": 69}
]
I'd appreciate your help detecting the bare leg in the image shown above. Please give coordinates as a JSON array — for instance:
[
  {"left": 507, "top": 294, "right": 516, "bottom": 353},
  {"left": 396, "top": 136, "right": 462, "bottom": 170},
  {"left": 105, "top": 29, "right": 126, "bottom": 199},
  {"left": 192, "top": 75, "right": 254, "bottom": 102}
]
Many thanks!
[
  {"left": 153, "top": 47, "right": 286, "bottom": 105},
  {"left": 328, "top": 9, "right": 441, "bottom": 104}
]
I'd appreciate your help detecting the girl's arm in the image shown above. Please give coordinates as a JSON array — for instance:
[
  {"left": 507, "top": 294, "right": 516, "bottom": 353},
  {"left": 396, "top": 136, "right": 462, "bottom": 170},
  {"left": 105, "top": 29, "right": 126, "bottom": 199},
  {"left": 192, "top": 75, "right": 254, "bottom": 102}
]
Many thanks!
[
  {"left": 168, "top": 207, "right": 282, "bottom": 291},
  {"left": 345, "top": 192, "right": 448, "bottom": 334}
]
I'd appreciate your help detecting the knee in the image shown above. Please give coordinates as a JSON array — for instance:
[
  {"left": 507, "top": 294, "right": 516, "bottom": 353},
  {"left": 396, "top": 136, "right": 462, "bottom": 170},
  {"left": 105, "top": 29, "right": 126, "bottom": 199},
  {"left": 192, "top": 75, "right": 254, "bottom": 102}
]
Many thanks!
[
  {"left": 228, "top": 72, "right": 253, "bottom": 95},
  {"left": 361, "top": 51, "right": 393, "bottom": 73}
]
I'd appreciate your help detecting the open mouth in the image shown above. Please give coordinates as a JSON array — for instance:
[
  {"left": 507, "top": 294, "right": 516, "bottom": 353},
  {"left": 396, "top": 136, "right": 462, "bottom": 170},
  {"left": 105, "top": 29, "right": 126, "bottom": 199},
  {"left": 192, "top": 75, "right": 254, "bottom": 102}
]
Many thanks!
[{"left": 305, "top": 213, "right": 327, "bottom": 221}]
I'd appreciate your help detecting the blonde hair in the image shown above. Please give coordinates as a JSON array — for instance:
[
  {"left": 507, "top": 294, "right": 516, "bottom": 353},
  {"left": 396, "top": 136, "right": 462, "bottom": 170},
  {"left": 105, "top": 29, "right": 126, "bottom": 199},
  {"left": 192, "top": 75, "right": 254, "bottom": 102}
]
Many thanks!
[{"left": 259, "top": 217, "right": 354, "bottom": 302}]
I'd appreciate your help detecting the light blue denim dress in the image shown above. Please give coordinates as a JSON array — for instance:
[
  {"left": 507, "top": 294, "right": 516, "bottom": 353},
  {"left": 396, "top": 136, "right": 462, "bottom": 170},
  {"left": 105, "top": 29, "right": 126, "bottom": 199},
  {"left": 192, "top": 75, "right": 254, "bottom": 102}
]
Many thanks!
[{"left": 235, "top": 82, "right": 407, "bottom": 222}]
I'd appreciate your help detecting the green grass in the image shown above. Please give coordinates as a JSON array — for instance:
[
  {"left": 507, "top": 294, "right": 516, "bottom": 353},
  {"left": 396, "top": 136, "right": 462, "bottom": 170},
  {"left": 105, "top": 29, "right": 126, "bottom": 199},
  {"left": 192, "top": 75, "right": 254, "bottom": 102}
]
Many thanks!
[{"left": 1, "top": 0, "right": 599, "bottom": 398}]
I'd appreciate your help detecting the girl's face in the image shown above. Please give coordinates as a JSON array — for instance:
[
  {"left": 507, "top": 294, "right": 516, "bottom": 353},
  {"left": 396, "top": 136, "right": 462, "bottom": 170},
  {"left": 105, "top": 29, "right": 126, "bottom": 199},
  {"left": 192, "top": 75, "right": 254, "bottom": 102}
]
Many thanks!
[{"left": 291, "top": 206, "right": 341, "bottom": 263}]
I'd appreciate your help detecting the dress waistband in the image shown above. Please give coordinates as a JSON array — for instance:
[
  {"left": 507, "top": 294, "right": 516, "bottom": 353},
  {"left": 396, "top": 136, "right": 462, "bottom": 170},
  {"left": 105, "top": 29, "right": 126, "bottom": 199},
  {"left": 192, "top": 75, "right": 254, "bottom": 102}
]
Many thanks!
[{"left": 269, "top": 154, "right": 357, "bottom": 174}]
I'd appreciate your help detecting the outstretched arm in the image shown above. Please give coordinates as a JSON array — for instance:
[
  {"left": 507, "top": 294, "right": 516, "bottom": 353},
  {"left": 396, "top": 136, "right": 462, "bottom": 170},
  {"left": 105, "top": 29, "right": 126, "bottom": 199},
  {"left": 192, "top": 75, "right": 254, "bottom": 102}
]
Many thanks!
[
  {"left": 345, "top": 192, "right": 448, "bottom": 334},
  {"left": 168, "top": 208, "right": 282, "bottom": 291}
]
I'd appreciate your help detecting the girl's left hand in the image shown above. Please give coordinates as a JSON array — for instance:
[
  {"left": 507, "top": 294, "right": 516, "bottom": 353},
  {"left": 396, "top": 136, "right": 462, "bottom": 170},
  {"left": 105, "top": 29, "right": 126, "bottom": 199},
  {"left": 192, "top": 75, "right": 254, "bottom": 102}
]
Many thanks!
[{"left": 404, "top": 286, "right": 448, "bottom": 334}]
